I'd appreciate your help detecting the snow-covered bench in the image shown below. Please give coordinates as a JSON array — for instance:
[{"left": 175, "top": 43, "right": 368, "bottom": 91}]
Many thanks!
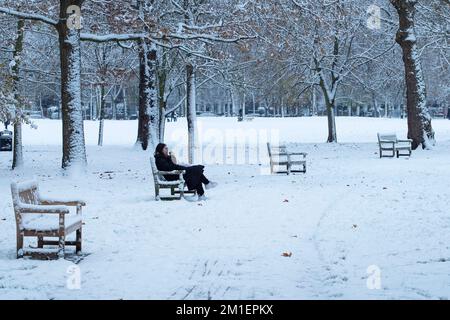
[
  {"left": 377, "top": 133, "right": 412, "bottom": 158},
  {"left": 267, "top": 142, "right": 307, "bottom": 175},
  {"left": 150, "top": 157, "right": 195, "bottom": 201},
  {"left": 11, "top": 180, "right": 85, "bottom": 259}
]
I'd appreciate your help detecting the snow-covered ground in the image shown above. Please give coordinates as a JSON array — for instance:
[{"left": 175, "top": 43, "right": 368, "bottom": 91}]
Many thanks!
[{"left": 1, "top": 117, "right": 450, "bottom": 299}]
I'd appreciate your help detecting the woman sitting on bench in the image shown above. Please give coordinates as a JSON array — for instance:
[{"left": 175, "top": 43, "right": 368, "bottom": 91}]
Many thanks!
[{"left": 154, "top": 143, "right": 217, "bottom": 201}]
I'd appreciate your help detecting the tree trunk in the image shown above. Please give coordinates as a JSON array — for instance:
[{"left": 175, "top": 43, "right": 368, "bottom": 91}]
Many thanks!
[
  {"left": 384, "top": 97, "right": 389, "bottom": 118},
  {"left": 252, "top": 93, "right": 256, "bottom": 115},
  {"left": 136, "top": 39, "right": 159, "bottom": 150},
  {"left": 391, "top": 0, "right": 434, "bottom": 149},
  {"left": 230, "top": 89, "right": 237, "bottom": 116},
  {"left": 242, "top": 93, "right": 246, "bottom": 119},
  {"left": 326, "top": 104, "right": 337, "bottom": 143},
  {"left": 123, "top": 87, "right": 128, "bottom": 120},
  {"left": 97, "top": 83, "right": 106, "bottom": 146},
  {"left": 136, "top": 41, "right": 149, "bottom": 150},
  {"left": 372, "top": 93, "right": 380, "bottom": 118},
  {"left": 58, "top": 0, "right": 87, "bottom": 169},
  {"left": 186, "top": 63, "right": 197, "bottom": 164},
  {"left": 158, "top": 54, "right": 167, "bottom": 142},
  {"left": 318, "top": 81, "right": 337, "bottom": 143},
  {"left": 312, "top": 87, "right": 317, "bottom": 116},
  {"left": 11, "top": 19, "right": 25, "bottom": 170},
  {"left": 159, "top": 110, "right": 166, "bottom": 142}
]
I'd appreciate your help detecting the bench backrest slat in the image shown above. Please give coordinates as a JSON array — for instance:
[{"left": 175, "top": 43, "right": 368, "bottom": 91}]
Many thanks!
[
  {"left": 11, "top": 181, "right": 41, "bottom": 230},
  {"left": 11, "top": 181, "right": 40, "bottom": 206},
  {"left": 150, "top": 156, "right": 168, "bottom": 184},
  {"left": 267, "top": 142, "right": 288, "bottom": 157},
  {"left": 378, "top": 133, "right": 398, "bottom": 142}
]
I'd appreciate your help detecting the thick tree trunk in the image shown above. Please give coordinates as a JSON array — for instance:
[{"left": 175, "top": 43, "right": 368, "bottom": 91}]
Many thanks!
[
  {"left": 136, "top": 41, "right": 149, "bottom": 150},
  {"left": 12, "top": 121, "right": 23, "bottom": 168},
  {"left": 136, "top": 39, "right": 159, "bottom": 151},
  {"left": 391, "top": 0, "right": 434, "bottom": 149},
  {"left": 58, "top": 0, "right": 87, "bottom": 169},
  {"left": 326, "top": 105, "right": 337, "bottom": 143},
  {"left": 136, "top": 39, "right": 159, "bottom": 150},
  {"left": 11, "top": 19, "right": 25, "bottom": 170},
  {"left": 186, "top": 63, "right": 197, "bottom": 164},
  {"left": 159, "top": 110, "right": 166, "bottom": 142}
]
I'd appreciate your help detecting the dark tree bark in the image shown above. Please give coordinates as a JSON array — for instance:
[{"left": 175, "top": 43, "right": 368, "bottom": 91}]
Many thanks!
[
  {"left": 317, "top": 69, "right": 338, "bottom": 143},
  {"left": 137, "top": 41, "right": 150, "bottom": 150},
  {"left": 97, "top": 83, "right": 106, "bottom": 146},
  {"left": 11, "top": 19, "right": 25, "bottom": 170},
  {"left": 391, "top": 0, "right": 435, "bottom": 149},
  {"left": 186, "top": 63, "right": 197, "bottom": 164},
  {"left": 97, "top": 46, "right": 108, "bottom": 147},
  {"left": 157, "top": 52, "right": 168, "bottom": 142},
  {"left": 136, "top": 39, "right": 159, "bottom": 150},
  {"left": 315, "top": 36, "right": 339, "bottom": 143},
  {"left": 57, "top": 0, "right": 87, "bottom": 168}
]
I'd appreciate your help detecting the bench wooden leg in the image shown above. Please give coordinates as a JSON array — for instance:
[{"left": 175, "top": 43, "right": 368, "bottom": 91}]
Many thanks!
[
  {"left": 58, "top": 236, "right": 65, "bottom": 258},
  {"left": 155, "top": 185, "right": 160, "bottom": 201},
  {"left": 76, "top": 227, "right": 82, "bottom": 254},
  {"left": 38, "top": 236, "right": 44, "bottom": 248},
  {"left": 58, "top": 234, "right": 65, "bottom": 258},
  {"left": 58, "top": 213, "right": 66, "bottom": 258},
  {"left": 17, "top": 232, "right": 24, "bottom": 259},
  {"left": 179, "top": 182, "right": 185, "bottom": 199}
]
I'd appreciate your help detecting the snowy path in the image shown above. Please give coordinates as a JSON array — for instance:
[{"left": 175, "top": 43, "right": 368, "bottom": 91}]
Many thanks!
[{"left": 1, "top": 118, "right": 450, "bottom": 299}]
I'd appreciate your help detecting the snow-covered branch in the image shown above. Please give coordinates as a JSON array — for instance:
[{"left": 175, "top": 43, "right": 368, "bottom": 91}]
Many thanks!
[{"left": 0, "top": 7, "right": 57, "bottom": 26}]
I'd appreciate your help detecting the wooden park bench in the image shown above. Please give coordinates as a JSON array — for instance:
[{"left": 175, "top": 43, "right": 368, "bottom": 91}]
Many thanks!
[
  {"left": 267, "top": 142, "right": 307, "bottom": 175},
  {"left": 150, "top": 157, "right": 196, "bottom": 201},
  {"left": 11, "top": 180, "right": 85, "bottom": 260},
  {"left": 377, "top": 133, "right": 412, "bottom": 158}
]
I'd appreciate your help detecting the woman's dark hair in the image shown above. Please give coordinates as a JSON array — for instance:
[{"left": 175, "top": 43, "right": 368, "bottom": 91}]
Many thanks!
[{"left": 154, "top": 143, "right": 167, "bottom": 156}]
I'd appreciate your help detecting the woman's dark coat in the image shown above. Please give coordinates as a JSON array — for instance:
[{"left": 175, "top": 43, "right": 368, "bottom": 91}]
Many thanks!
[{"left": 154, "top": 154, "right": 204, "bottom": 191}]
